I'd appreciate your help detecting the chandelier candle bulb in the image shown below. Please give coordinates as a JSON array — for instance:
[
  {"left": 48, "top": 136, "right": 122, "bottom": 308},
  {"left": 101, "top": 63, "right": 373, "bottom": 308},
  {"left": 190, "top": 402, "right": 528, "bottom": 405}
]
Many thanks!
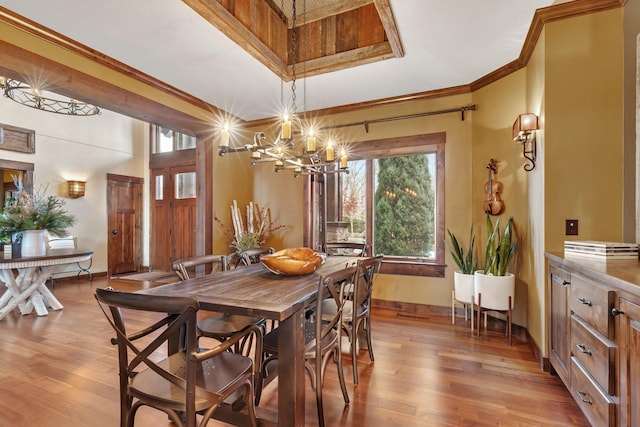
[
  {"left": 326, "top": 142, "right": 335, "bottom": 162},
  {"left": 306, "top": 130, "right": 316, "bottom": 153},
  {"left": 281, "top": 116, "right": 292, "bottom": 139},
  {"left": 251, "top": 151, "right": 261, "bottom": 159},
  {"left": 220, "top": 125, "right": 230, "bottom": 148},
  {"left": 340, "top": 150, "right": 348, "bottom": 169}
]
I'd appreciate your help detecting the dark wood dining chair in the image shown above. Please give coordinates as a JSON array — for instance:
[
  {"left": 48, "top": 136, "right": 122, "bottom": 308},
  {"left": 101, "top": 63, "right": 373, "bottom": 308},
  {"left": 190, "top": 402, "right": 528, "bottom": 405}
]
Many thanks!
[
  {"left": 322, "top": 255, "right": 383, "bottom": 384},
  {"left": 94, "top": 287, "right": 259, "bottom": 427},
  {"left": 172, "top": 254, "right": 264, "bottom": 342},
  {"left": 172, "top": 254, "right": 265, "bottom": 391},
  {"left": 322, "top": 241, "right": 369, "bottom": 257},
  {"left": 257, "top": 266, "right": 356, "bottom": 426},
  {"left": 236, "top": 247, "right": 274, "bottom": 267}
]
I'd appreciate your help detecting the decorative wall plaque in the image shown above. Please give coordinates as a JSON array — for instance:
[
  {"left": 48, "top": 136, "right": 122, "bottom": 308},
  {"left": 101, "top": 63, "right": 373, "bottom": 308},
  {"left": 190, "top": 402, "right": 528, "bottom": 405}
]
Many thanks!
[{"left": 0, "top": 123, "right": 35, "bottom": 153}]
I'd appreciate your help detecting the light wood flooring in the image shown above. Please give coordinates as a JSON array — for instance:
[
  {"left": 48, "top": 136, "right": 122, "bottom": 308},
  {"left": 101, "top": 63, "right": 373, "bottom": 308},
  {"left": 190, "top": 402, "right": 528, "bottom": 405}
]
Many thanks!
[{"left": 0, "top": 277, "right": 589, "bottom": 427}]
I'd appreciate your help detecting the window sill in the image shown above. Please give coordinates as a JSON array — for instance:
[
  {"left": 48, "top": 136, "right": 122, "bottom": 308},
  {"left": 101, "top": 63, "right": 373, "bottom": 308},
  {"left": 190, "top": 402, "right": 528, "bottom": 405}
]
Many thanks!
[{"left": 379, "top": 259, "right": 445, "bottom": 277}]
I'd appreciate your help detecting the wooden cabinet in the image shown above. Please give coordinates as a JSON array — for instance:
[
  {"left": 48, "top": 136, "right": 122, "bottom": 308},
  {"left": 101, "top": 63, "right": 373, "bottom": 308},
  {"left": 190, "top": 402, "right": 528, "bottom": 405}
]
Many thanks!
[
  {"left": 546, "top": 253, "right": 640, "bottom": 427},
  {"left": 617, "top": 298, "right": 640, "bottom": 427}
]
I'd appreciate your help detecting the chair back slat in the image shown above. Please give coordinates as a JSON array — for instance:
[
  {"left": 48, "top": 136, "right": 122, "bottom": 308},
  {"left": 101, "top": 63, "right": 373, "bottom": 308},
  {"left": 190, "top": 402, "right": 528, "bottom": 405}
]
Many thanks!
[
  {"left": 353, "top": 255, "right": 383, "bottom": 308},
  {"left": 172, "top": 254, "right": 228, "bottom": 280},
  {"left": 238, "top": 247, "right": 274, "bottom": 267}
]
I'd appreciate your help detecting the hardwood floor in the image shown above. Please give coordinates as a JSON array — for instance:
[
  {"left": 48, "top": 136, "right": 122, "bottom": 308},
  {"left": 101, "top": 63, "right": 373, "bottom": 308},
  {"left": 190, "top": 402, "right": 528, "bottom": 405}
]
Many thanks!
[{"left": 0, "top": 277, "right": 589, "bottom": 426}]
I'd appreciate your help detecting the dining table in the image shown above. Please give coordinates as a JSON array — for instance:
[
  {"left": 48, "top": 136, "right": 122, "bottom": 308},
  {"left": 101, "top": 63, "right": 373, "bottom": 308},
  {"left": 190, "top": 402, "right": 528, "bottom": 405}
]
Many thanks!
[
  {"left": 137, "top": 254, "right": 365, "bottom": 427},
  {"left": 0, "top": 248, "right": 94, "bottom": 320}
]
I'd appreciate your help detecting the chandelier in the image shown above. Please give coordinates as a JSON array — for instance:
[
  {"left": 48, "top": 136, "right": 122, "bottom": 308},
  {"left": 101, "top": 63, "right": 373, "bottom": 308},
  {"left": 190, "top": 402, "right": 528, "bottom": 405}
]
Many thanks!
[
  {"left": 218, "top": 0, "right": 348, "bottom": 177},
  {"left": 0, "top": 77, "right": 101, "bottom": 116}
]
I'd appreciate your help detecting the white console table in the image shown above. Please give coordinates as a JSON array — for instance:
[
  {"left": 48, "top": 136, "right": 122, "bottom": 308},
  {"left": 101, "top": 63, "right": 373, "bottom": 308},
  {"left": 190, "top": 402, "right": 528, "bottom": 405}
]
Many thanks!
[{"left": 0, "top": 248, "right": 93, "bottom": 320}]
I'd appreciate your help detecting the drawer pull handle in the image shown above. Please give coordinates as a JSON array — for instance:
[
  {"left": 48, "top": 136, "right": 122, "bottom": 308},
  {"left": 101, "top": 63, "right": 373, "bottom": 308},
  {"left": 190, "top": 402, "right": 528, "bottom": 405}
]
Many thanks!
[
  {"left": 551, "top": 274, "right": 570, "bottom": 287},
  {"left": 577, "top": 390, "right": 593, "bottom": 405},
  {"left": 576, "top": 297, "right": 592, "bottom": 306},
  {"left": 576, "top": 344, "right": 592, "bottom": 355},
  {"left": 611, "top": 308, "right": 625, "bottom": 316}
]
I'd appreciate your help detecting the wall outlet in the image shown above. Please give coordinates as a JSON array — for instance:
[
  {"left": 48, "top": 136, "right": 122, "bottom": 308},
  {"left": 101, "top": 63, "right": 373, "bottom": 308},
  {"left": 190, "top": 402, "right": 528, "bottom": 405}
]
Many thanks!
[{"left": 566, "top": 219, "right": 579, "bottom": 235}]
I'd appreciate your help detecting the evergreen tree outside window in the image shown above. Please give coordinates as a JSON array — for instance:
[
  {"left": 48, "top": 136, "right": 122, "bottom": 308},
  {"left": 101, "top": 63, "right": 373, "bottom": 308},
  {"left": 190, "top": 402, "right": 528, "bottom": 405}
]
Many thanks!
[{"left": 374, "top": 155, "right": 435, "bottom": 257}]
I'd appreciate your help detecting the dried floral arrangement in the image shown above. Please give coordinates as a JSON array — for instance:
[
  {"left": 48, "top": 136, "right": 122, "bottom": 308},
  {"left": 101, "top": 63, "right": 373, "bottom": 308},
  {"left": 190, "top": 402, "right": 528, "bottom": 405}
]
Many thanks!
[{"left": 215, "top": 200, "right": 288, "bottom": 252}]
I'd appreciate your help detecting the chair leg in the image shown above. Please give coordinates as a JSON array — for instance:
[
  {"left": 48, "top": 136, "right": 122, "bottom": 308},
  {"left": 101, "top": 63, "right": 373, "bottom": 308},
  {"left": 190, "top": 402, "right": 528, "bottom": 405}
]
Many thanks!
[
  {"left": 351, "top": 321, "right": 359, "bottom": 385},
  {"left": 336, "top": 348, "right": 350, "bottom": 403},
  {"left": 364, "top": 316, "right": 374, "bottom": 363}
]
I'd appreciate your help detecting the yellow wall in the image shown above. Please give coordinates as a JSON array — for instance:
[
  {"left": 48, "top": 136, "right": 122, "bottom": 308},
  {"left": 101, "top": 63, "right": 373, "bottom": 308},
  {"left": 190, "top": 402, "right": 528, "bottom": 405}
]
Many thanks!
[{"left": 544, "top": 9, "right": 624, "bottom": 252}]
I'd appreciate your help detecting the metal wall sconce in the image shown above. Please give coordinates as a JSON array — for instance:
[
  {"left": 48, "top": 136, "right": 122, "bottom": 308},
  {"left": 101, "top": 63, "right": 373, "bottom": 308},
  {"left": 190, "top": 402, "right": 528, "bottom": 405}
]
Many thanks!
[
  {"left": 512, "top": 113, "right": 539, "bottom": 171},
  {"left": 67, "top": 180, "right": 86, "bottom": 198}
]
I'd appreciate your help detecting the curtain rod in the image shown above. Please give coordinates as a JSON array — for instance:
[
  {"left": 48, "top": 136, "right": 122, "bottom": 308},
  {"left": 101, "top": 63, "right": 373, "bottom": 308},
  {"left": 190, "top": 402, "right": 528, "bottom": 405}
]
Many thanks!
[{"left": 317, "top": 104, "right": 477, "bottom": 133}]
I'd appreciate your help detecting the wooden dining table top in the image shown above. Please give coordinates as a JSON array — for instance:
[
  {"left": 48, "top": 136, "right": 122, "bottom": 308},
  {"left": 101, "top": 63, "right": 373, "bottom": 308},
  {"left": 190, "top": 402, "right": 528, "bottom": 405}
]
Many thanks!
[{"left": 138, "top": 255, "right": 363, "bottom": 321}]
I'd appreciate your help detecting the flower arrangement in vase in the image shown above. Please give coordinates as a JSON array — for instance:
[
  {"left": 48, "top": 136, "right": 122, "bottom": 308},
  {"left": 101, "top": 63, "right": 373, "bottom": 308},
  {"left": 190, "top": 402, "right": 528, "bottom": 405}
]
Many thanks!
[{"left": 215, "top": 200, "right": 288, "bottom": 253}]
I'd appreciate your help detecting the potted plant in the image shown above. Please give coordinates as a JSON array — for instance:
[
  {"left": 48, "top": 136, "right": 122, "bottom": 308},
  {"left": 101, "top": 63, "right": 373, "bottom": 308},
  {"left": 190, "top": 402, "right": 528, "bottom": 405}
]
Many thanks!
[
  {"left": 0, "top": 180, "right": 76, "bottom": 257},
  {"left": 474, "top": 215, "right": 516, "bottom": 340},
  {"left": 445, "top": 224, "right": 478, "bottom": 326}
]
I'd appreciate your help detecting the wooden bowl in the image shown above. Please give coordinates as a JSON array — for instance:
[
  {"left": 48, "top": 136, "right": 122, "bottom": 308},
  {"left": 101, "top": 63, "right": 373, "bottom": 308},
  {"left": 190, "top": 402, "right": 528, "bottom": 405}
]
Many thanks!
[{"left": 260, "top": 247, "right": 325, "bottom": 275}]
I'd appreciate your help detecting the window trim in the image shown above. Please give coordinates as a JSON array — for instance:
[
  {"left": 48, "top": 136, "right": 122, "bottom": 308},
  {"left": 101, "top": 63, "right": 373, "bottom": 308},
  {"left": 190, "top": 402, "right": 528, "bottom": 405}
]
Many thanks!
[{"left": 310, "top": 132, "right": 446, "bottom": 277}]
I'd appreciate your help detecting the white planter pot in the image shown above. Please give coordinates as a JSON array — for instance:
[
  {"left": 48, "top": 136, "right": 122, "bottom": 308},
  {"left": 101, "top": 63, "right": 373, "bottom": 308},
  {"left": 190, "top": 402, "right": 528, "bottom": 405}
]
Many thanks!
[
  {"left": 453, "top": 271, "right": 474, "bottom": 304},
  {"left": 21, "top": 229, "right": 47, "bottom": 257},
  {"left": 473, "top": 271, "right": 515, "bottom": 311}
]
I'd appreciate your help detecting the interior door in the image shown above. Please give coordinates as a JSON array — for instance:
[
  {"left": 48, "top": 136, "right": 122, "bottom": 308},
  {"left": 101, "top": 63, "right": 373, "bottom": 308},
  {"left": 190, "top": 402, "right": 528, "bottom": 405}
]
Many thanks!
[
  {"left": 150, "top": 166, "right": 196, "bottom": 271},
  {"left": 107, "top": 174, "right": 143, "bottom": 276}
]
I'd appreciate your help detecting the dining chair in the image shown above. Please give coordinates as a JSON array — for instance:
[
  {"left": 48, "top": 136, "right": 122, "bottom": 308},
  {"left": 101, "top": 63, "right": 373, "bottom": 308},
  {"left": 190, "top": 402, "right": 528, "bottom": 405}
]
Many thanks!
[
  {"left": 322, "top": 255, "right": 383, "bottom": 384},
  {"left": 94, "top": 287, "right": 259, "bottom": 427},
  {"left": 322, "top": 241, "right": 368, "bottom": 257},
  {"left": 172, "top": 254, "right": 265, "bottom": 388},
  {"left": 236, "top": 247, "right": 274, "bottom": 267},
  {"left": 258, "top": 266, "right": 355, "bottom": 426}
]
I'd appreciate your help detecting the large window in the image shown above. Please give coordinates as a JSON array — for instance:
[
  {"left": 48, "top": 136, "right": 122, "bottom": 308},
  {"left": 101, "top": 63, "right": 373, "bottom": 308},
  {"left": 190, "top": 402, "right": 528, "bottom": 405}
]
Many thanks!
[{"left": 319, "top": 133, "right": 445, "bottom": 277}]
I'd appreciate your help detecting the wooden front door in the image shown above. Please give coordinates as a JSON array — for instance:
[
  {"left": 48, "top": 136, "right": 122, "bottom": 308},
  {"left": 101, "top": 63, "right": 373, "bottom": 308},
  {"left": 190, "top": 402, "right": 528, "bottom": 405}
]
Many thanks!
[
  {"left": 107, "top": 174, "right": 143, "bottom": 277},
  {"left": 150, "top": 165, "right": 197, "bottom": 271}
]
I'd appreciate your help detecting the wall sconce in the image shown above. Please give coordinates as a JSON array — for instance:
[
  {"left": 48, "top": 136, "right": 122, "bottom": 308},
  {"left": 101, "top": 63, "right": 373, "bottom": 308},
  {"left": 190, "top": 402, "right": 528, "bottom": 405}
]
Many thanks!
[
  {"left": 512, "top": 113, "right": 539, "bottom": 171},
  {"left": 67, "top": 180, "right": 86, "bottom": 198}
]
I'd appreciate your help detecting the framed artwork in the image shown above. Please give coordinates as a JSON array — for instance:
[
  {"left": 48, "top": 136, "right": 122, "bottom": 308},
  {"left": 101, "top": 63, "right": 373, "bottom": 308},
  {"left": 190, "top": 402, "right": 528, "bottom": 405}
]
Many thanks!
[{"left": 0, "top": 123, "right": 35, "bottom": 153}]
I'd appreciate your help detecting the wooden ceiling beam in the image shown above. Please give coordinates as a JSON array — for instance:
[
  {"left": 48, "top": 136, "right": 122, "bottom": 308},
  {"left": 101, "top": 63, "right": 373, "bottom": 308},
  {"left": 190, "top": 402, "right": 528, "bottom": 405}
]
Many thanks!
[
  {"left": 373, "top": 0, "right": 404, "bottom": 58},
  {"left": 182, "top": 0, "right": 288, "bottom": 79}
]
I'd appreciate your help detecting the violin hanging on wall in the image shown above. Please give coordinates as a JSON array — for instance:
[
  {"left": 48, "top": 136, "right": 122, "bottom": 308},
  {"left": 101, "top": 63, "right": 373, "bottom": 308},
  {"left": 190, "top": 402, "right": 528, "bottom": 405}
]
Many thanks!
[{"left": 483, "top": 158, "right": 505, "bottom": 216}]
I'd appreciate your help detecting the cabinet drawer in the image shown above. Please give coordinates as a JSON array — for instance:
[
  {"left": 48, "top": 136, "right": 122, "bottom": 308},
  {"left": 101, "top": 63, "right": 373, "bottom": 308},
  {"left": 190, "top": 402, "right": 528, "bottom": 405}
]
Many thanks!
[
  {"left": 570, "top": 315, "right": 616, "bottom": 394},
  {"left": 570, "top": 275, "right": 614, "bottom": 338},
  {"left": 570, "top": 358, "right": 616, "bottom": 427}
]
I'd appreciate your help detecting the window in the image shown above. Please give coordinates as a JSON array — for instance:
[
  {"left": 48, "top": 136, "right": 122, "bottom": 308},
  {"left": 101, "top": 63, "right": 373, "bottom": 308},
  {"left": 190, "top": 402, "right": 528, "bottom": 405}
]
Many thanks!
[
  {"left": 318, "top": 133, "right": 445, "bottom": 277},
  {"left": 151, "top": 125, "right": 196, "bottom": 153},
  {"left": 174, "top": 172, "right": 196, "bottom": 199}
]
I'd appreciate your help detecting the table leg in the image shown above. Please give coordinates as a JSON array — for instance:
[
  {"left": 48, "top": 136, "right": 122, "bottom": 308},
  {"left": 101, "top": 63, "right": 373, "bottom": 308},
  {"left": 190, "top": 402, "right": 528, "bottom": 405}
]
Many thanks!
[
  {"left": 0, "top": 266, "right": 63, "bottom": 319},
  {"left": 277, "top": 309, "right": 305, "bottom": 427},
  {"left": 0, "top": 275, "right": 42, "bottom": 320}
]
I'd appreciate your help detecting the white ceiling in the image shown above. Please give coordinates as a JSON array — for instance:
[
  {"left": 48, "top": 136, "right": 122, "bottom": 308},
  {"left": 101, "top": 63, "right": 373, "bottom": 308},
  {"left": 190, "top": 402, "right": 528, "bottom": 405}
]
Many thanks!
[{"left": 0, "top": 0, "right": 569, "bottom": 121}]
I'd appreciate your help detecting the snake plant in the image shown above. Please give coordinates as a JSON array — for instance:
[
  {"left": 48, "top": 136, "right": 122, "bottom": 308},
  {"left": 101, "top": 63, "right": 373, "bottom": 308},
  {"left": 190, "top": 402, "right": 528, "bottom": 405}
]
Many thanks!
[
  {"left": 482, "top": 215, "right": 516, "bottom": 276},
  {"left": 444, "top": 224, "right": 478, "bottom": 274}
]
